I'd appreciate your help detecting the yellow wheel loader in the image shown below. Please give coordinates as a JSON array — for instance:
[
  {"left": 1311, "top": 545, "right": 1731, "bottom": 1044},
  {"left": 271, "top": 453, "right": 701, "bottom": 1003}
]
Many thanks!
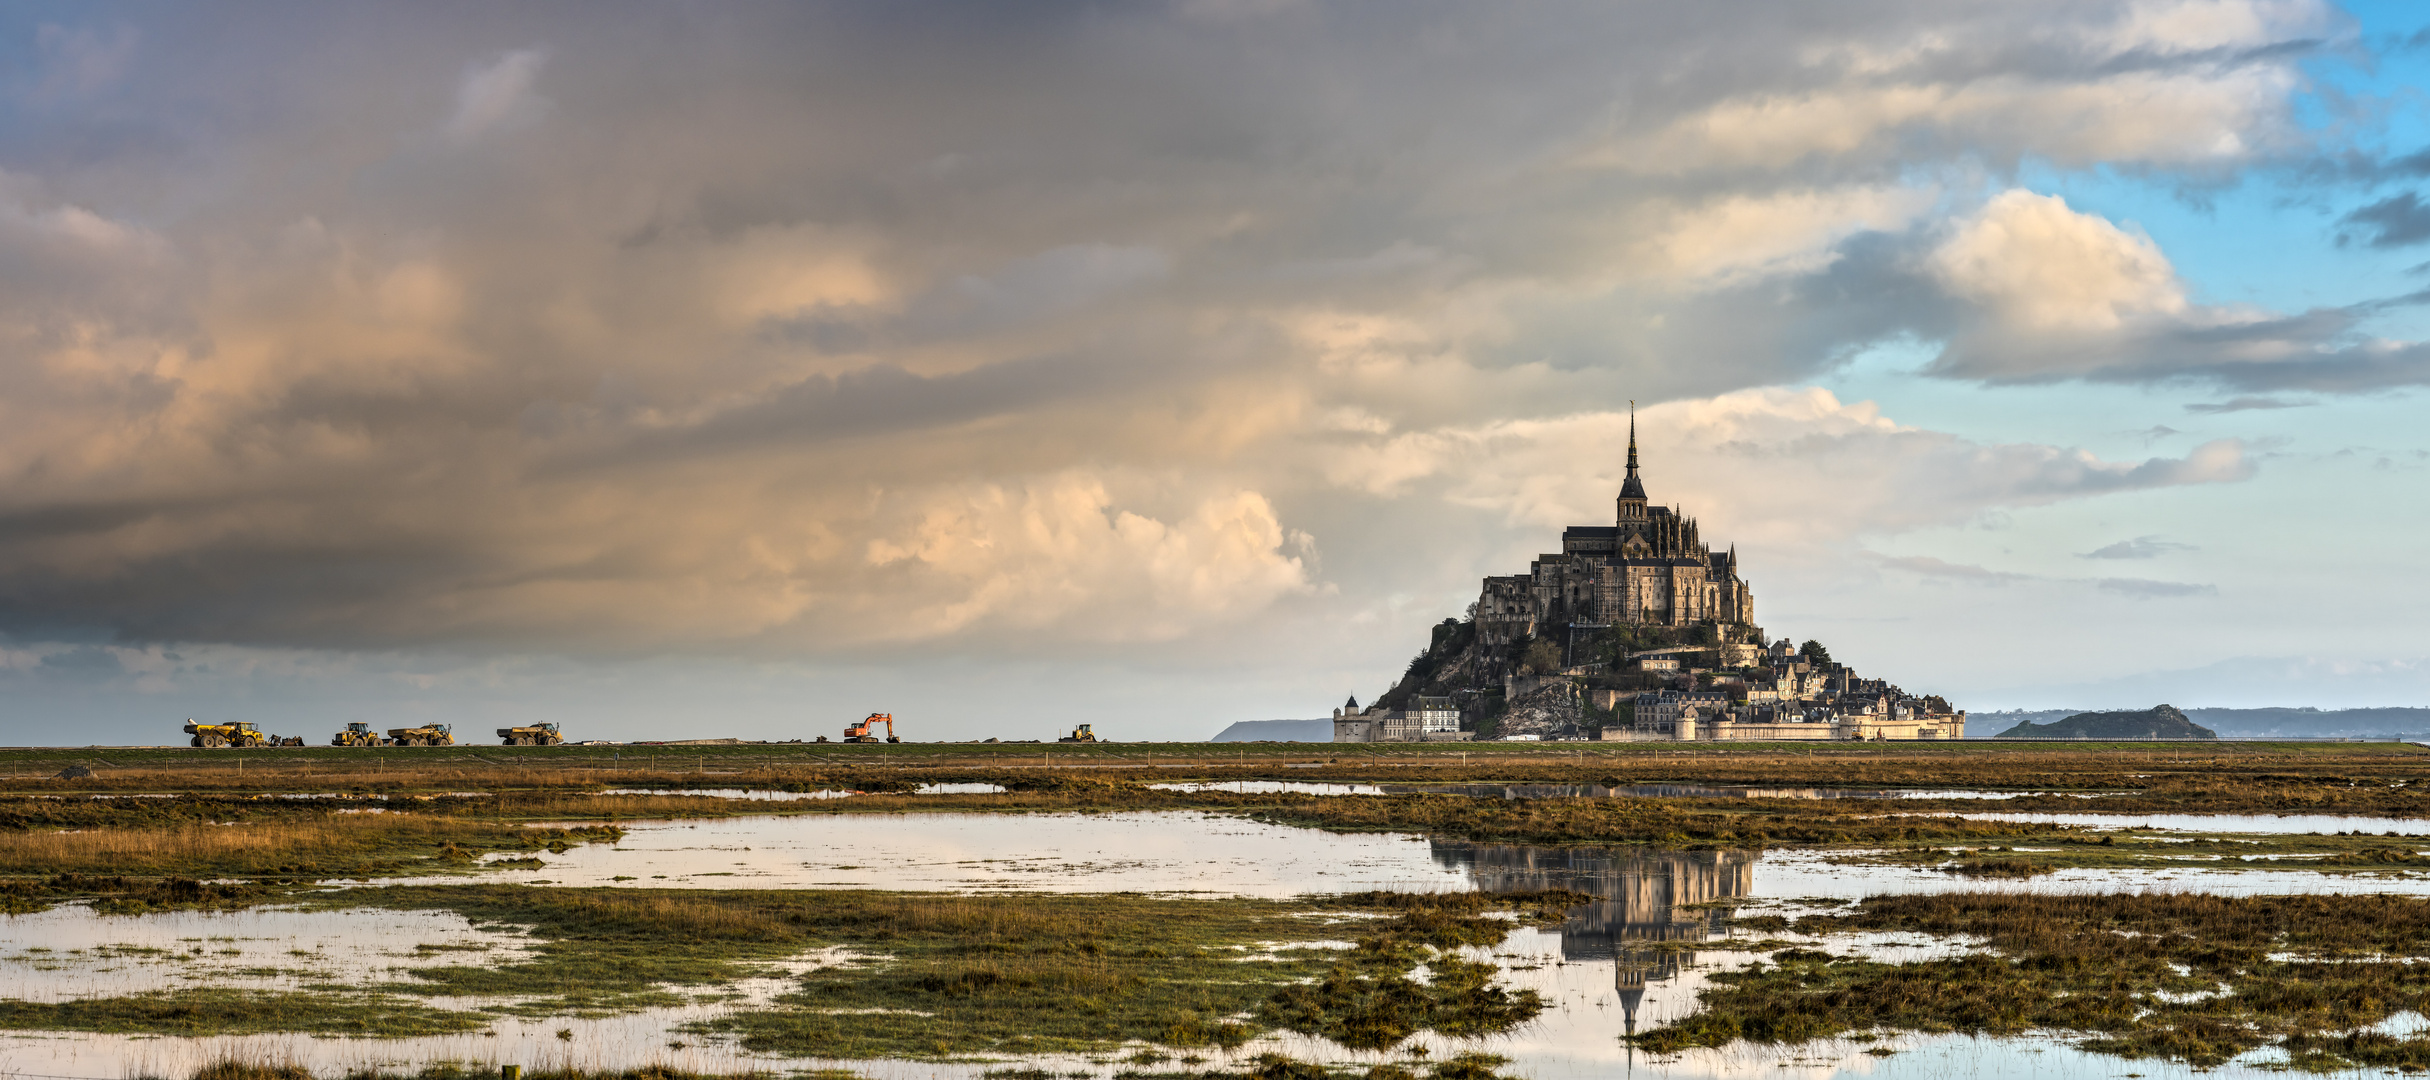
[{"left": 331, "top": 722, "right": 389, "bottom": 747}]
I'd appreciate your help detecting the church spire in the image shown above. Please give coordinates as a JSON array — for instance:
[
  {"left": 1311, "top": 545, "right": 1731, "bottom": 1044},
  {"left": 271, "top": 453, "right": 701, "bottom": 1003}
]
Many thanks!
[
  {"left": 1626, "top": 401, "right": 1639, "bottom": 477},
  {"left": 1618, "top": 400, "right": 1648, "bottom": 506}
]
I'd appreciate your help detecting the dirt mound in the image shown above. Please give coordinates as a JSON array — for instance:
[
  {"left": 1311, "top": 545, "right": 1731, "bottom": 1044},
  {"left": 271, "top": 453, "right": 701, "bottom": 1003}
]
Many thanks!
[{"left": 51, "top": 764, "right": 93, "bottom": 780}]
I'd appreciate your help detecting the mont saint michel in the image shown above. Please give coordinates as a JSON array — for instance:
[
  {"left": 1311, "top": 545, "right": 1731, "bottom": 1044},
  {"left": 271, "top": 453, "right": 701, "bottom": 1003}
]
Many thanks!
[{"left": 1335, "top": 411, "right": 1965, "bottom": 743}]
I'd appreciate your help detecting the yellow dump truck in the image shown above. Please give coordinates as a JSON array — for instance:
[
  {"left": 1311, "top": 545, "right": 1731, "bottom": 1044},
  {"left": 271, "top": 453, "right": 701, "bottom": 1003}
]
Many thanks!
[
  {"left": 497, "top": 723, "right": 563, "bottom": 746},
  {"left": 331, "top": 722, "right": 388, "bottom": 747},
  {"left": 185, "top": 720, "right": 269, "bottom": 748},
  {"left": 387, "top": 723, "right": 454, "bottom": 747}
]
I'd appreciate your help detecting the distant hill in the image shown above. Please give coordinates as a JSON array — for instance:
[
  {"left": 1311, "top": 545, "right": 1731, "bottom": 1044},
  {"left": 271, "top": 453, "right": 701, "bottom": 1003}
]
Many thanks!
[
  {"left": 1209, "top": 719, "right": 1332, "bottom": 743},
  {"left": 2185, "top": 707, "right": 2430, "bottom": 738},
  {"left": 1994, "top": 705, "right": 2216, "bottom": 740},
  {"left": 1972, "top": 706, "right": 2430, "bottom": 739}
]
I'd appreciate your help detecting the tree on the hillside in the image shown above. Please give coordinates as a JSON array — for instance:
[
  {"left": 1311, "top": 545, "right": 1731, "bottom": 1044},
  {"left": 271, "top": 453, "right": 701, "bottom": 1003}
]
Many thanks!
[
  {"left": 1800, "top": 640, "right": 1833, "bottom": 666},
  {"left": 1521, "top": 638, "right": 1564, "bottom": 675}
]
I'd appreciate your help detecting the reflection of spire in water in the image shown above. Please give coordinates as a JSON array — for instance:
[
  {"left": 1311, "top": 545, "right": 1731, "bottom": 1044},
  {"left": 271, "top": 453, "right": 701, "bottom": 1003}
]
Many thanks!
[{"left": 1429, "top": 841, "right": 1758, "bottom": 1039}]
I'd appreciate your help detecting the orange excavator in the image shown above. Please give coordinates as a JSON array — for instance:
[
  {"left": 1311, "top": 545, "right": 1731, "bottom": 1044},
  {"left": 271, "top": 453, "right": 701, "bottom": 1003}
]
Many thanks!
[{"left": 843, "top": 713, "right": 901, "bottom": 744}]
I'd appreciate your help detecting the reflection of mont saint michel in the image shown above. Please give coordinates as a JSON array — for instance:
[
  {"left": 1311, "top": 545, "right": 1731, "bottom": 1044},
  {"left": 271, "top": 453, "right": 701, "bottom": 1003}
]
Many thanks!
[
  {"left": 1336, "top": 409, "right": 1963, "bottom": 742},
  {"left": 1430, "top": 840, "right": 1756, "bottom": 1036}
]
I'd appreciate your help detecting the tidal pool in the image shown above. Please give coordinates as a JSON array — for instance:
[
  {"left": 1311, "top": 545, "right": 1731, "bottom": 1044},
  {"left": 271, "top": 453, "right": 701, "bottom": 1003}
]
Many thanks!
[
  {"left": 1929, "top": 809, "right": 2430, "bottom": 835},
  {"left": 455, "top": 811, "right": 1477, "bottom": 896},
  {"left": 0, "top": 906, "right": 538, "bottom": 1003},
  {"left": 419, "top": 810, "right": 2430, "bottom": 898},
  {"left": 598, "top": 782, "right": 1004, "bottom": 801},
  {"left": 1396, "top": 782, "right": 2056, "bottom": 800},
  {"left": 1150, "top": 780, "right": 1392, "bottom": 795}
]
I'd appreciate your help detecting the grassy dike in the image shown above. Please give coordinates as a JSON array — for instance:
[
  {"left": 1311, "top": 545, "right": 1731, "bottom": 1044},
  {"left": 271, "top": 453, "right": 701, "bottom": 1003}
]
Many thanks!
[{"left": 7, "top": 738, "right": 2429, "bottom": 809}]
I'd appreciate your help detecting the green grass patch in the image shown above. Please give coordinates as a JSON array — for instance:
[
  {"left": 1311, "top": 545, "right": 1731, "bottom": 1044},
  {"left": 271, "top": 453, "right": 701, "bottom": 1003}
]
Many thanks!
[
  {"left": 1633, "top": 891, "right": 2430, "bottom": 1068},
  {"left": 0, "top": 990, "right": 480, "bottom": 1037},
  {"left": 249, "top": 884, "right": 1586, "bottom": 1060}
]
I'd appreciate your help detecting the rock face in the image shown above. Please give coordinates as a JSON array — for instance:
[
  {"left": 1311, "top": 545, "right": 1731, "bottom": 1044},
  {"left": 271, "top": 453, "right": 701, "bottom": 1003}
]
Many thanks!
[
  {"left": 1495, "top": 681, "right": 1588, "bottom": 740},
  {"left": 1994, "top": 705, "right": 2216, "bottom": 740}
]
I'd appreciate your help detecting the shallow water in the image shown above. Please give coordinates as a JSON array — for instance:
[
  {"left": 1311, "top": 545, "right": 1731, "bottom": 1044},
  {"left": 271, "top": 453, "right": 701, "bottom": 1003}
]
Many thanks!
[
  {"left": 418, "top": 809, "right": 2430, "bottom": 898},
  {"left": 601, "top": 787, "right": 854, "bottom": 801},
  {"left": 1150, "top": 780, "right": 1391, "bottom": 795},
  {"left": 1931, "top": 810, "right": 2430, "bottom": 835},
  {"left": 1, "top": 834, "right": 2323, "bottom": 1080},
  {"left": 0, "top": 938, "right": 859, "bottom": 1080},
  {"left": 15, "top": 809, "right": 2430, "bottom": 1078},
  {"left": 600, "top": 782, "right": 1005, "bottom": 801},
  {"left": 0, "top": 906, "right": 538, "bottom": 1003},
  {"left": 452, "top": 811, "right": 1476, "bottom": 896},
  {"left": 596, "top": 779, "right": 2080, "bottom": 802},
  {"left": 1395, "top": 782, "right": 2097, "bottom": 801}
]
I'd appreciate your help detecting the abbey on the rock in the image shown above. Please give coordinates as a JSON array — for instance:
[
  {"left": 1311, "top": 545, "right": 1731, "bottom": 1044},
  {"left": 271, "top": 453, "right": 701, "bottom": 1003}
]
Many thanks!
[
  {"left": 1333, "top": 407, "right": 1964, "bottom": 743},
  {"left": 1474, "top": 409, "right": 1754, "bottom": 651}
]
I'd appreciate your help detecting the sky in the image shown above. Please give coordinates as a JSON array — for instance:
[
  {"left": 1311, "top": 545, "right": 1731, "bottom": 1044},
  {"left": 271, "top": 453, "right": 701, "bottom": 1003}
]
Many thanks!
[{"left": 1, "top": 0, "right": 2427, "bottom": 745}]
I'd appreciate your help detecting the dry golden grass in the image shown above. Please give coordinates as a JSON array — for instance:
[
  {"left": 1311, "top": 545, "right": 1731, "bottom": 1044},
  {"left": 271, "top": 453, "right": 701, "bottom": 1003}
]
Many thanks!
[{"left": 0, "top": 816, "right": 613, "bottom": 878}]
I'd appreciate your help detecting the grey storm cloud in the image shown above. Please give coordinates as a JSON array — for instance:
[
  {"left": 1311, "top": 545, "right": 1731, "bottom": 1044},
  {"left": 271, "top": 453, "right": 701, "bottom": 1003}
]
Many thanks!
[
  {"left": 2340, "top": 192, "right": 2430, "bottom": 248},
  {"left": 0, "top": 0, "right": 2349, "bottom": 653}
]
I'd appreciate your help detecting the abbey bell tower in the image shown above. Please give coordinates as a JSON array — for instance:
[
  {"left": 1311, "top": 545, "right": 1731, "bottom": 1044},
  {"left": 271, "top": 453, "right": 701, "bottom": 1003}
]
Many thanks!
[
  {"left": 1471, "top": 401, "right": 1756, "bottom": 642},
  {"left": 1616, "top": 401, "right": 1648, "bottom": 523}
]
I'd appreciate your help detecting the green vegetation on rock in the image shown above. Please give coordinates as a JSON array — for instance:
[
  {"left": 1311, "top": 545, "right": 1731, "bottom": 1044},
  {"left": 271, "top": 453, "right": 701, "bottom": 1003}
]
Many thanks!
[{"left": 1994, "top": 704, "right": 2215, "bottom": 740}]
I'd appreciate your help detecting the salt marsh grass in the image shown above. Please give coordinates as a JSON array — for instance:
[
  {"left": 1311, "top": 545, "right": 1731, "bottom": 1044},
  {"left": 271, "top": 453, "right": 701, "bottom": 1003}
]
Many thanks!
[{"left": 0, "top": 816, "right": 619, "bottom": 884}]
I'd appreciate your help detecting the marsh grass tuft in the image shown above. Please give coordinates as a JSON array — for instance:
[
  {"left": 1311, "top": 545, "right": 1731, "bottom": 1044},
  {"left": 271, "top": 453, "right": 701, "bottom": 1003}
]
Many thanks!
[
  {"left": 1932, "top": 858, "right": 2052, "bottom": 878},
  {"left": 189, "top": 1062, "right": 313, "bottom": 1080}
]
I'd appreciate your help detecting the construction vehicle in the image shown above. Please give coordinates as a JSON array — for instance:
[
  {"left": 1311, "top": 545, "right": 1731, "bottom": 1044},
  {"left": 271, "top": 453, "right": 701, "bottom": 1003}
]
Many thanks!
[
  {"left": 842, "top": 713, "right": 900, "bottom": 743},
  {"left": 1057, "top": 724, "right": 1099, "bottom": 743},
  {"left": 387, "top": 723, "right": 454, "bottom": 747},
  {"left": 331, "top": 723, "right": 388, "bottom": 747},
  {"left": 184, "top": 720, "right": 268, "bottom": 748},
  {"left": 497, "top": 722, "right": 563, "bottom": 746},
  {"left": 274, "top": 736, "right": 305, "bottom": 747}
]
